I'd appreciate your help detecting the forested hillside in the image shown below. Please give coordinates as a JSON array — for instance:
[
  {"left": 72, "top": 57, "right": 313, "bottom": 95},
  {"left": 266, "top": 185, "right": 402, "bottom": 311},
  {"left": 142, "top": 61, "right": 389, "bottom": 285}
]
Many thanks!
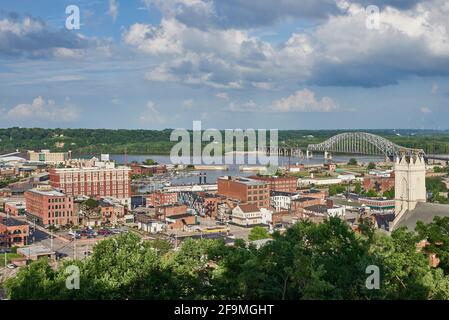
[{"left": 1, "top": 128, "right": 448, "bottom": 155}]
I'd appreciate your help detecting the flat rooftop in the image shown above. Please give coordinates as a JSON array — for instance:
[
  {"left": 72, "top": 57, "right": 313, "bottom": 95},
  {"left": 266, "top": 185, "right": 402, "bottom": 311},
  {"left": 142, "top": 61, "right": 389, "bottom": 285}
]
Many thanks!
[
  {"left": 28, "top": 188, "right": 66, "bottom": 197},
  {"left": 18, "top": 245, "right": 55, "bottom": 257},
  {"left": 0, "top": 217, "right": 28, "bottom": 227},
  {"left": 219, "top": 176, "right": 267, "bottom": 186}
]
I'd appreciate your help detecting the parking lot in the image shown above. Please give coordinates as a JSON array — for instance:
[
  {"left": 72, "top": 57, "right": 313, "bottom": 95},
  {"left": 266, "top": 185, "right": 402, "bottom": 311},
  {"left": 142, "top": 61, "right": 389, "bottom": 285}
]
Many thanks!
[{"left": 28, "top": 225, "right": 130, "bottom": 261}]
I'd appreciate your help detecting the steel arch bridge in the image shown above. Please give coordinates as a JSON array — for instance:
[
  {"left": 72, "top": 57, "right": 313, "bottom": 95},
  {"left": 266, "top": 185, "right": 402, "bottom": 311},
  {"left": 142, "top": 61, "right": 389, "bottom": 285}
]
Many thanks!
[{"left": 307, "top": 132, "right": 425, "bottom": 157}]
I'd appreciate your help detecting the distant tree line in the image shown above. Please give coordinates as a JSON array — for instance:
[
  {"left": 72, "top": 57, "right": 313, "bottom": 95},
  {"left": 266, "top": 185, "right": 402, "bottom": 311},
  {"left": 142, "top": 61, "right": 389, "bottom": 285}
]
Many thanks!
[{"left": 1, "top": 128, "right": 449, "bottom": 155}]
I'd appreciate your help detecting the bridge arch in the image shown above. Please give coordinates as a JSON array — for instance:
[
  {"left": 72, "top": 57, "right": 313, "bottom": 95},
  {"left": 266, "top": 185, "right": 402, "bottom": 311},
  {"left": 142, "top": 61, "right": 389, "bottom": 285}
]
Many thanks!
[{"left": 307, "top": 132, "right": 425, "bottom": 157}]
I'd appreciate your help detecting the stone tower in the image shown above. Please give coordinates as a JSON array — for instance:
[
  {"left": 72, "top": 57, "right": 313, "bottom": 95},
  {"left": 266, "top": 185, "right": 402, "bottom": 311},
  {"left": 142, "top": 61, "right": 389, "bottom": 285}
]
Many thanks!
[{"left": 394, "top": 154, "right": 427, "bottom": 219}]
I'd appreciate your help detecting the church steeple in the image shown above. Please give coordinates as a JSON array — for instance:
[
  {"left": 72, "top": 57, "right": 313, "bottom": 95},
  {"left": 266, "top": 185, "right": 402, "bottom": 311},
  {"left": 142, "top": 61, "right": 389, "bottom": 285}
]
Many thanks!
[{"left": 393, "top": 153, "right": 427, "bottom": 225}]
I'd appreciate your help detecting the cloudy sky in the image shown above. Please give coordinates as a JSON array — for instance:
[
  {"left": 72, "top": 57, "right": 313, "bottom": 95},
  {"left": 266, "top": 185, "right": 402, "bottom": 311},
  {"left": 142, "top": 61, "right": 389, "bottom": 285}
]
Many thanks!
[{"left": 0, "top": 0, "right": 448, "bottom": 130}]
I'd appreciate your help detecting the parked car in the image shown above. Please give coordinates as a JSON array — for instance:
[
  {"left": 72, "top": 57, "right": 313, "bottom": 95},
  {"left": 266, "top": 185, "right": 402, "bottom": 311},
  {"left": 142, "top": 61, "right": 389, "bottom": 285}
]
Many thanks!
[
  {"left": 6, "top": 264, "right": 16, "bottom": 269},
  {"left": 97, "top": 229, "right": 110, "bottom": 236}
]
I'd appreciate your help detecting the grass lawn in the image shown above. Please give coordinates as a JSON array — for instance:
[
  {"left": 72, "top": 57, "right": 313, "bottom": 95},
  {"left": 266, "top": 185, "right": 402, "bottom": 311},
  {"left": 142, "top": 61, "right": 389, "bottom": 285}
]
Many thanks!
[{"left": 0, "top": 253, "right": 22, "bottom": 267}]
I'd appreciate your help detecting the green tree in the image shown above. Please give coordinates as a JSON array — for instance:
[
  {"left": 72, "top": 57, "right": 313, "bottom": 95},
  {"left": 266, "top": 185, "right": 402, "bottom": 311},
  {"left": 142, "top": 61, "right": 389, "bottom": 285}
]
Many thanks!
[
  {"left": 354, "top": 181, "right": 362, "bottom": 195},
  {"left": 248, "top": 227, "right": 271, "bottom": 241},
  {"left": 364, "top": 189, "right": 378, "bottom": 198},
  {"left": 367, "top": 162, "right": 376, "bottom": 170},
  {"left": 329, "top": 184, "right": 347, "bottom": 196},
  {"left": 83, "top": 198, "right": 99, "bottom": 209},
  {"left": 348, "top": 158, "right": 358, "bottom": 166},
  {"left": 383, "top": 187, "right": 395, "bottom": 199},
  {"left": 143, "top": 159, "right": 158, "bottom": 165}
]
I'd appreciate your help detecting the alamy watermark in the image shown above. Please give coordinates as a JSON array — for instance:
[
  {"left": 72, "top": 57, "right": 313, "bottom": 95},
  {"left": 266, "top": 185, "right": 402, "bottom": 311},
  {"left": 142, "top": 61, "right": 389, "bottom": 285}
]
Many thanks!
[
  {"left": 65, "top": 265, "right": 80, "bottom": 290},
  {"left": 65, "top": 5, "right": 80, "bottom": 30},
  {"left": 365, "top": 5, "right": 380, "bottom": 30},
  {"left": 365, "top": 265, "right": 380, "bottom": 290},
  {"left": 170, "top": 121, "right": 279, "bottom": 167}
]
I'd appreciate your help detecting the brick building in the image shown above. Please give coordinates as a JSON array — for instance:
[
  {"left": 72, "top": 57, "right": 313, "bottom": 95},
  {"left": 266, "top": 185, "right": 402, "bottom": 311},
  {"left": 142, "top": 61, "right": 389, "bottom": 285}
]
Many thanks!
[
  {"left": 49, "top": 166, "right": 131, "bottom": 207},
  {"left": 4, "top": 201, "right": 26, "bottom": 216},
  {"left": 25, "top": 186, "right": 76, "bottom": 227},
  {"left": 156, "top": 204, "right": 189, "bottom": 217},
  {"left": 146, "top": 192, "right": 178, "bottom": 207},
  {"left": 249, "top": 175, "right": 298, "bottom": 193},
  {"left": 28, "top": 150, "right": 71, "bottom": 164},
  {"left": 298, "top": 189, "right": 328, "bottom": 200},
  {"left": 99, "top": 199, "right": 126, "bottom": 226},
  {"left": 130, "top": 163, "right": 167, "bottom": 176},
  {"left": 217, "top": 176, "right": 270, "bottom": 208},
  {"left": 290, "top": 197, "right": 323, "bottom": 216},
  {"left": 363, "top": 175, "right": 395, "bottom": 193},
  {"left": 0, "top": 216, "right": 29, "bottom": 247},
  {"left": 166, "top": 214, "right": 196, "bottom": 230}
]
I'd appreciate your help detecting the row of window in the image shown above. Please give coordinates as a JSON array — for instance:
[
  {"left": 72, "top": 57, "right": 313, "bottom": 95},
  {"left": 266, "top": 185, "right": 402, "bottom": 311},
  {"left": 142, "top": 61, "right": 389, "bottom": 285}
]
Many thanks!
[
  {"left": 47, "top": 211, "right": 73, "bottom": 218},
  {"left": 47, "top": 197, "right": 70, "bottom": 203},
  {"left": 248, "top": 190, "right": 267, "bottom": 195},
  {"left": 248, "top": 195, "right": 268, "bottom": 201},
  {"left": 48, "top": 204, "right": 71, "bottom": 209}
]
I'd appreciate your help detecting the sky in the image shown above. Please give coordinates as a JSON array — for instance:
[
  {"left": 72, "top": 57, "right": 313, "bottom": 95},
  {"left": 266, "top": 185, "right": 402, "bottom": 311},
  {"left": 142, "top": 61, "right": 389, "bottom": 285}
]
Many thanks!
[{"left": 0, "top": 0, "right": 448, "bottom": 130}]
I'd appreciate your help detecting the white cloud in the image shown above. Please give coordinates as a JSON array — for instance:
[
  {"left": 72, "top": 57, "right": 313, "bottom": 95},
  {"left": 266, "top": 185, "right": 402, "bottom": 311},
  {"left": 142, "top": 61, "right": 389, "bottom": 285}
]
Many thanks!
[
  {"left": 108, "top": 0, "right": 119, "bottom": 21},
  {"left": 271, "top": 89, "right": 338, "bottom": 112},
  {"left": 139, "top": 101, "right": 166, "bottom": 124},
  {"left": 431, "top": 82, "right": 439, "bottom": 94},
  {"left": 252, "top": 82, "right": 274, "bottom": 90},
  {"left": 420, "top": 106, "right": 432, "bottom": 113},
  {"left": 216, "top": 92, "right": 229, "bottom": 100},
  {"left": 182, "top": 99, "right": 194, "bottom": 108},
  {"left": 125, "top": 0, "right": 449, "bottom": 89},
  {"left": 5, "top": 96, "right": 79, "bottom": 122},
  {"left": 228, "top": 100, "right": 259, "bottom": 112},
  {"left": 0, "top": 14, "right": 110, "bottom": 60}
]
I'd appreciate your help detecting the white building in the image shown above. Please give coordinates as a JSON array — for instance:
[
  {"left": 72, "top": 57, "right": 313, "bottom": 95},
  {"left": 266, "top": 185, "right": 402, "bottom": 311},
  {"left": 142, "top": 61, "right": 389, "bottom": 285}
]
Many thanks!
[
  {"left": 337, "top": 174, "right": 357, "bottom": 182},
  {"left": 260, "top": 208, "right": 273, "bottom": 225},
  {"left": 298, "top": 177, "right": 342, "bottom": 187},
  {"left": 327, "top": 205, "right": 346, "bottom": 217},
  {"left": 270, "top": 191, "right": 300, "bottom": 211},
  {"left": 138, "top": 219, "right": 164, "bottom": 233},
  {"left": 231, "top": 204, "right": 263, "bottom": 227}
]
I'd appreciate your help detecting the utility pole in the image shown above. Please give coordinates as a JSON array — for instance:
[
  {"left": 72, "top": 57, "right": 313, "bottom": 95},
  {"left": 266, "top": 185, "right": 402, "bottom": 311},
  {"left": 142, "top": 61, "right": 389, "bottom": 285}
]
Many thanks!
[{"left": 74, "top": 235, "right": 77, "bottom": 260}]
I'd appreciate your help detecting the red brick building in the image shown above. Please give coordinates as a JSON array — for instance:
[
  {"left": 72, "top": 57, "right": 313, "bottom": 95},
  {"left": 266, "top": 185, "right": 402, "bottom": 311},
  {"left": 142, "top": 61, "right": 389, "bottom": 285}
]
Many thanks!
[
  {"left": 298, "top": 189, "right": 328, "bottom": 200},
  {"left": 0, "top": 216, "right": 29, "bottom": 247},
  {"left": 156, "top": 204, "right": 188, "bottom": 218},
  {"left": 324, "top": 163, "right": 337, "bottom": 172},
  {"left": 290, "top": 197, "right": 323, "bottom": 216},
  {"left": 25, "top": 187, "right": 76, "bottom": 227},
  {"left": 130, "top": 163, "right": 167, "bottom": 176},
  {"left": 217, "top": 176, "right": 270, "bottom": 208},
  {"left": 4, "top": 201, "right": 26, "bottom": 216},
  {"left": 49, "top": 167, "right": 131, "bottom": 207},
  {"left": 147, "top": 192, "right": 178, "bottom": 207},
  {"left": 166, "top": 213, "right": 196, "bottom": 230},
  {"left": 363, "top": 175, "right": 395, "bottom": 193},
  {"left": 99, "top": 199, "right": 126, "bottom": 226},
  {"left": 249, "top": 175, "right": 298, "bottom": 193}
]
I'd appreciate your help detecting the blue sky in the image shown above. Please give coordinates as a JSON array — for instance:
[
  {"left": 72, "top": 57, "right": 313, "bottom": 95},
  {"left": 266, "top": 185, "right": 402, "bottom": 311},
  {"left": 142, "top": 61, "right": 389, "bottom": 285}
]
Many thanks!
[{"left": 0, "top": 0, "right": 448, "bottom": 130}]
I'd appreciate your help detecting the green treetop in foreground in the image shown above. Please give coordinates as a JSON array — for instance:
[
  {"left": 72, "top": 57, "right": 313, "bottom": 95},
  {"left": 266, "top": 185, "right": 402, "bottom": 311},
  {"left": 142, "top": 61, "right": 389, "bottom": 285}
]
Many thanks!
[{"left": 4, "top": 217, "right": 449, "bottom": 300}]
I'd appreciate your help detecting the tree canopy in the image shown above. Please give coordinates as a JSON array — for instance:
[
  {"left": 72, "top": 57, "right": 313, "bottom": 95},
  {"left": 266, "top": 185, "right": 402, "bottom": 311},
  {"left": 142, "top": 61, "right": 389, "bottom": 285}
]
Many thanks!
[{"left": 4, "top": 218, "right": 449, "bottom": 300}]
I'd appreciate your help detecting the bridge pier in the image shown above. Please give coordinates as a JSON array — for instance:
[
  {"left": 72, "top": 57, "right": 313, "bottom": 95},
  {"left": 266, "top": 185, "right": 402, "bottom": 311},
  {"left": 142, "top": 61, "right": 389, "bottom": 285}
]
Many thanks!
[
  {"left": 324, "top": 151, "right": 332, "bottom": 160},
  {"left": 306, "top": 150, "right": 313, "bottom": 159}
]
